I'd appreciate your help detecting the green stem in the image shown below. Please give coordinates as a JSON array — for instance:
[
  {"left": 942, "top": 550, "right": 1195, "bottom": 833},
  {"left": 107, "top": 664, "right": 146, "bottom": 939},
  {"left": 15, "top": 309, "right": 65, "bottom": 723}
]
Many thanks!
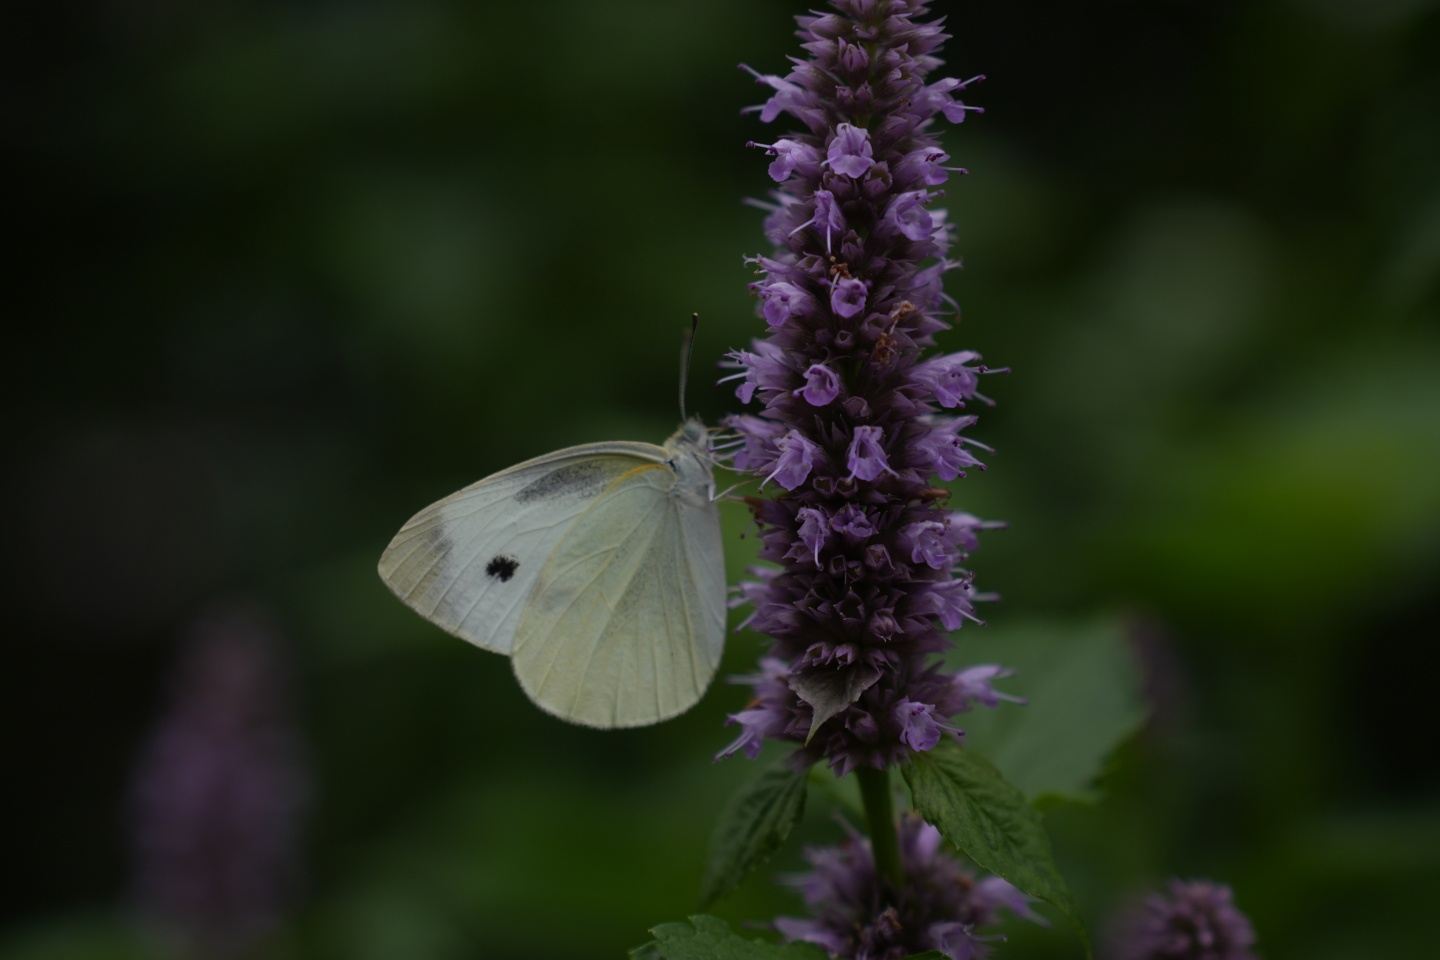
[{"left": 855, "top": 766, "right": 904, "bottom": 888}]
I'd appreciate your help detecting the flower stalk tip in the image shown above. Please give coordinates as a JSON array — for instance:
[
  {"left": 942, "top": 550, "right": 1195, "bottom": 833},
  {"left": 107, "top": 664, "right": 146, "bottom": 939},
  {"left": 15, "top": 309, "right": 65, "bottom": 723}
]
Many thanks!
[{"left": 720, "top": 0, "right": 1018, "bottom": 777}]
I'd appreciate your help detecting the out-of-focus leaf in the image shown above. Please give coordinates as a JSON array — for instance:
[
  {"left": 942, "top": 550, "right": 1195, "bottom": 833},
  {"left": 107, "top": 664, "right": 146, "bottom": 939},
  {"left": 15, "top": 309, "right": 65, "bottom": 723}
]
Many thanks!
[
  {"left": 0, "top": 914, "right": 152, "bottom": 960},
  {"left": 948, "top": 617, "right": 1147, "bottom": 806}
]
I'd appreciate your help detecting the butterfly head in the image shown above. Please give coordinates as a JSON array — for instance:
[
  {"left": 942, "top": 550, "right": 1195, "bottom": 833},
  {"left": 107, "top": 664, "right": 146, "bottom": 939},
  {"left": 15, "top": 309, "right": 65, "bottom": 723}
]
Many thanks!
[
  {"left": 665, "top": 418, "right": 717, "bottom": 501},
  {"left": 680, "top": 417, "right": 708, "bottom": 446}
]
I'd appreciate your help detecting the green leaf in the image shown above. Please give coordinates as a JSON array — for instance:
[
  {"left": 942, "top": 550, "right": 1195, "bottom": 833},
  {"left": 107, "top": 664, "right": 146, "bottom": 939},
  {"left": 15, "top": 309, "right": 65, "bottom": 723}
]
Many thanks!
[
  {"left": 903, "top": 742, "right": 1090, "bottom": 957},
  {"left": 699, "top": 760, "right": 809, "bottom": 907},
  {"left": 789, "top": 664, "right": 880, "bottom": 741},
  {"left": 948, "top": 616, "right": 1146, "bottom": 806},
  {"left": 644, "top": 915, "right": 828, "bottom": 960}
]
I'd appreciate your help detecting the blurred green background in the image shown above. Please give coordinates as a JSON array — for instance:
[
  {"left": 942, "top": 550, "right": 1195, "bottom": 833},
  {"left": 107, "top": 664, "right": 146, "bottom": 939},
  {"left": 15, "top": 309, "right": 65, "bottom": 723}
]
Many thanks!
[{"left": 5, "top": 0, "right": 1439, "bottom": 957}]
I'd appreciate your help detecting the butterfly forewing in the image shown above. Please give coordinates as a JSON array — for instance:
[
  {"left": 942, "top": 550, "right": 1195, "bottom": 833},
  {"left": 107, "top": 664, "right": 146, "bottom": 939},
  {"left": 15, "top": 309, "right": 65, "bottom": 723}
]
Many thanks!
[
  {"left": 511, "top": 459, "right": 725, "bottom": 728},
  {"left": 377, "top": 443, "right": 668, "bottom": 655}
]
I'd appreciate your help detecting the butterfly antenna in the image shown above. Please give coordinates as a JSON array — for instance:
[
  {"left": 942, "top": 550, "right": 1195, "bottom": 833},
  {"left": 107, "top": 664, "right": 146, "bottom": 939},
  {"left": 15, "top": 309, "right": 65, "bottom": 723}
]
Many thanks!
[{"left": 679, "top": 312, "right": 699, "bottom": 421}]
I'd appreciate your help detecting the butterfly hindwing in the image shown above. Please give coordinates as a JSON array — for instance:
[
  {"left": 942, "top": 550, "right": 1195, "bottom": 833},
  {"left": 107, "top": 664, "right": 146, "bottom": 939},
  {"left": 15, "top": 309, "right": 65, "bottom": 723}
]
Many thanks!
[
  {"left": 512, "top": 459, "right": 725, "bottom": 728},
  {"left": 377, "top": 443, "right": 669, "bottom": 656}
]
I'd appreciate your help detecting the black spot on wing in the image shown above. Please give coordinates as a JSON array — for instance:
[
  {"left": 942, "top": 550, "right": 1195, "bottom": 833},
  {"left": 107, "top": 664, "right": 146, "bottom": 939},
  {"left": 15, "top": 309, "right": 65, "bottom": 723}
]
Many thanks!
[
  {"left": 514, "top": 460, "right": 612, "bottom": 503},
  {"left": 485, "top": 554, "right": 519, "bottom": 582}
]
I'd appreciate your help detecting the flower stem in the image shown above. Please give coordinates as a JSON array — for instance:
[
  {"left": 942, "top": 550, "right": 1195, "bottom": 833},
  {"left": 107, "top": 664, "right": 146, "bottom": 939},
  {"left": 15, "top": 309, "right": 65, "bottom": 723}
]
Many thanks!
[{"left": 855, "top": 766, "right": 903, "bottom": 888}]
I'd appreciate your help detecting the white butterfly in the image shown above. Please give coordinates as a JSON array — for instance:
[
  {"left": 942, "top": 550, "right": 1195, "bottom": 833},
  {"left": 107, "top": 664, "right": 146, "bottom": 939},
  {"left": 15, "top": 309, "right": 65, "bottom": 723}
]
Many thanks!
[{"left": 377, "top": 419, "right": 726, "bottom": 728}]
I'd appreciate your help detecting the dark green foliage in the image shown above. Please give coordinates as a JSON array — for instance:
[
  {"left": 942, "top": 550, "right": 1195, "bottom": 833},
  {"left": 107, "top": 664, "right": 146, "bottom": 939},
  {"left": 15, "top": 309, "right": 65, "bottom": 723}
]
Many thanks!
[
  {"left": 700, "top": 761, "right": 810, "bottom": 908},
  {"left": 637, "top": 915, "right": 828, "bottom": 960},
  {"left": 904, "top": 743, "right": 1089, "bottom": 956},
  {"left": 953, "top": 617, "right": 1147, "bottom": 807}
]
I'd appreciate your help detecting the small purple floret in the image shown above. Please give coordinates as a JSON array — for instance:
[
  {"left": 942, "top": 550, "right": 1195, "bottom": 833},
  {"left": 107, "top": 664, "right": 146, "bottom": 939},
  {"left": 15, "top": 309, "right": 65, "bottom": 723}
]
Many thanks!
[
  {"left": 793, "top": 506, "right": 830, "bottom": 566},
  {"left": 896, "top": 148, "right": 954, "bottom": 187},
  {"left": 902, "top": 520, "right": 951, "bottom": 570},
  {"left": 829, "top": 275, "right": 869, "bottom": 318},
  {"left": 765, "top": 429, "right": 821, "bottom": 490},
  {"left": 885, "top": 190, "right": 935, "bottom": 241},
  {"left": 893, "top": 699, "right": 948, "bottom": 751},
  {"left": 760, "top": 280, "right": 813, "bottom": 327},
  {"left": 950, "top": 665, "right": 1024, "bottom": 712},
  {"left": 719, "top": 350, "right": 761, "bottom": 403},
  {"left": 753, "top": 138, "right": 821, "bottom": 181},
  {"left": 796, "top": 363, "right": 842, "bottom": 406},
  {"left": 789, "top": 189, "right": 846, "bottom": 252},
  {"left": 918, "top": 578, "right": 981, "bottom": 631},
  {"left": 826, "top": 122, "right": 875, "bottom": 178},
  {"left": 846, "top": 425, "right": 898, "bottom": 482},
  {"left": 830, "top": 503, "right": 876, "bottom": 540},
  {"left": 914, "top": 352, "right": 983, "bottom": 407}
]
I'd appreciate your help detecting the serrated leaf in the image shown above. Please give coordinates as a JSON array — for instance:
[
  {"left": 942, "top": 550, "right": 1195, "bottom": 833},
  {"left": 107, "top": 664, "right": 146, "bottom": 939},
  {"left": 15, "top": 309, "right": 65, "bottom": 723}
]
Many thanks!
[
  {"left": 700, "top": 760, "right": 809, "bottom": 907},
  {"left": 789, "top": 664, "right": 881, "bottom": 741},
  {"left": 646, "top": 915, "right": 829, "bottom": 960},
  {"left": 903, "top": 742, "right": 1090, "bottom": 957},
  {"left": 948, "top": 616, "right": 1146, "bottom": 806}
]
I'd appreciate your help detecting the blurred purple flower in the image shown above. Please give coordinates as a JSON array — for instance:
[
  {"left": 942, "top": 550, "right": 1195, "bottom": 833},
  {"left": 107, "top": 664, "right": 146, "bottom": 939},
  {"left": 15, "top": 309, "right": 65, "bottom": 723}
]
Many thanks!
[
  {"left": 1108, "top": 879, "right": 1258, "bottom": 960},
  {"left": 718, "top": 0, "right": 1017, "bottom": 775},
  {"left": 775, "top": 815, "right": 1044, "bottom": 960},
  {"left": 129, "top": 602, "right": 308, "bottom": 959}
]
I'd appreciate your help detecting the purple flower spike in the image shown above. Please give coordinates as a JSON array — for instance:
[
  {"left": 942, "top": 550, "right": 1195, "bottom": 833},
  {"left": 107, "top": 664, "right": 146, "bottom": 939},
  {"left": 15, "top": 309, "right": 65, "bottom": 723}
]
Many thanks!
[
  {"left": 128, "top": 604, "right": 307, "bottom": 957},
  {"left": 796, "top": 363, "right": 841, "bottom": 406},
  {"left": 1108, "top": 879, "right": 1258, "bottom": 960},
  {"left": 720, "top": 0, "right": 1001, "bottom": 776},
  {"left": 825, "top": 122, "right": 875, "bottom": 178},
  {"left": 775, "top": 815, "right": 1044, "bottom": 959}
]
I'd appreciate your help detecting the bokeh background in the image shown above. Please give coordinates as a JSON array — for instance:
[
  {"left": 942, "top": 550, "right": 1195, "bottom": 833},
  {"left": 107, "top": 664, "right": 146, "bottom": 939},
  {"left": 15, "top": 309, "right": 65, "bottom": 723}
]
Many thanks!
[{"left": 6, "top": 0, "right": 1439, "bottom": 957}]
